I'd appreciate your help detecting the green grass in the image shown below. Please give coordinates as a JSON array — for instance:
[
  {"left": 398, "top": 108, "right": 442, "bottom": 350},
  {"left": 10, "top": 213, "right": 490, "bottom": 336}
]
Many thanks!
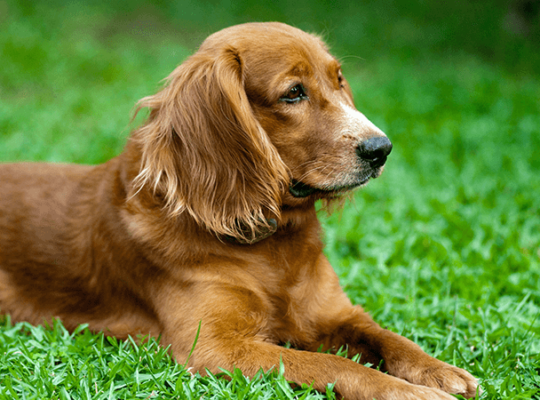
[
  {"left": 0, "top": 319, "right": 338, "bottom": 399},
  {"left": 1, "top": 0, "right": 539, "bottom": 398}
]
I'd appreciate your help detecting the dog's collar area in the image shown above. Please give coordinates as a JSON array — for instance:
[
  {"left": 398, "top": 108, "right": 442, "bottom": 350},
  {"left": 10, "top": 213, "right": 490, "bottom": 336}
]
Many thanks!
[{"left": 223, "top": 218, "right": 278, "bottom": 245}]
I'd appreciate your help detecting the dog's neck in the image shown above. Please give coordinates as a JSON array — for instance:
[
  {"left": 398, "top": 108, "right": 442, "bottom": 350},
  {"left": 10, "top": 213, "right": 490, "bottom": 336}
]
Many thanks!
[{"left": 222, "top": 200, "right": 320, "bottom": 245}]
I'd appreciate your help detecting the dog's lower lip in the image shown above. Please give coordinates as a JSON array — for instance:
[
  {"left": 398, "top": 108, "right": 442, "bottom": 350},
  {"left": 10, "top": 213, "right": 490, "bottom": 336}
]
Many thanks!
[
  {"left": 289, "top": 176, "right": 371, "bottom": 198},
  {"left": 357, "top": 180, "right": 368, "bottom": 187},
  {"left": 360, "top": 175, "right": 374, "bottom": 185}
]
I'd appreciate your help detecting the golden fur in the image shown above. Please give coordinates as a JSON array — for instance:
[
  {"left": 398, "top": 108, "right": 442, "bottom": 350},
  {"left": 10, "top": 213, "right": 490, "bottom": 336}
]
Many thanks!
[{"left": 0, "top": 22, "right": 479, "bottom": 399}]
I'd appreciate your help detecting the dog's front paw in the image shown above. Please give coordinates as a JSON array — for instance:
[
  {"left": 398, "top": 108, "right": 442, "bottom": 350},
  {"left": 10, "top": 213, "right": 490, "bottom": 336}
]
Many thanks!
[
  {"left": 369, "top": 374, "right": 461, "bottom": 400},
  {"left": 393, "top": 383, "right": 461, "bottom": 400},
  {"left": 399, "top": 359, "right": 480, "bottom": 398}
]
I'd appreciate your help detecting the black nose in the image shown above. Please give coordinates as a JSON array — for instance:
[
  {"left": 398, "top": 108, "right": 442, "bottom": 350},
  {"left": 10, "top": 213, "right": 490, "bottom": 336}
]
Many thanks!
[{"left": 356, "top": 136, "right": 393, "bottom": 167}]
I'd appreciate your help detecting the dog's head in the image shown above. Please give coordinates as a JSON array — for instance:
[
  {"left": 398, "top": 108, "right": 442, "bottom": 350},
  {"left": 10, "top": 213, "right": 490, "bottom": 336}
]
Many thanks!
[{"left": 132, "top": 22, "right": 391, "bottom": 243}]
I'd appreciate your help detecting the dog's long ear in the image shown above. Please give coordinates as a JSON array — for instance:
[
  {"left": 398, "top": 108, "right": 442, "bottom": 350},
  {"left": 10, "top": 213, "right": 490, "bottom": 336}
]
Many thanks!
[{"left": 132, "top": 47, "right": 289, "bottom": 243}]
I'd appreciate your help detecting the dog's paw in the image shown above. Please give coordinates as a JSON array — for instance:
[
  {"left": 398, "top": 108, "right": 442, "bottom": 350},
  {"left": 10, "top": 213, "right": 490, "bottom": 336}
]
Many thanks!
[
  {"left": 404, "top": 360, "right": 480, "bottom": 398},
  {"left": 394, "top": 384, "right": 459, "bottom": 400},
  {"left": 370, "top": 374, "right": 460, "bottom": 400},
  {"left": 346, "top": 368, "right": 465, "bottom": 400}
]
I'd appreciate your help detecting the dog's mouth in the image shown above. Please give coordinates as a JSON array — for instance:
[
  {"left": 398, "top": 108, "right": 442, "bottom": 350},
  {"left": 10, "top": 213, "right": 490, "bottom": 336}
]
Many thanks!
[{"left": 289, "top": 176, "right": 372, "bottom": 198}]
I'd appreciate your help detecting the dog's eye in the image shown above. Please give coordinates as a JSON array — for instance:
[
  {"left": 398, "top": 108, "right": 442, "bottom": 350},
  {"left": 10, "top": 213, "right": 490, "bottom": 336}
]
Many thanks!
[
  {"left": 338, "top": 70, "right": 345, "bottom": 88},
  {"left": 280, "top": 84, "right": 308, "bottom": 103}
]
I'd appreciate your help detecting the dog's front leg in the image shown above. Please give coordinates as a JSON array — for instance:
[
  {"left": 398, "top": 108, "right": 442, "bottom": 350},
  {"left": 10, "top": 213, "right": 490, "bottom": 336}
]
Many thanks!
[
  {"left": 153, "top": 281, "right": 459, "bottom": 400},
  {"left": 316, "top": 309, "right": 480, "bottom": 398}
]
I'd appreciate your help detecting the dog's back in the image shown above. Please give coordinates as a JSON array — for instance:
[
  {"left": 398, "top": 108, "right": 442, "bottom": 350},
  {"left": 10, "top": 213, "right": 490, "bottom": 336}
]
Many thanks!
[
  {"left": 0, "top": 162, "right": 93, "bottom": 244},
  {"left": 0, "top": 163, "right": 93, "bottom": 321},
  {"left": 0, "top": 159, "right": 161, "bottom": 336},
  {"left": 0, "top": 162, "right": 95, "bottom": 264}
]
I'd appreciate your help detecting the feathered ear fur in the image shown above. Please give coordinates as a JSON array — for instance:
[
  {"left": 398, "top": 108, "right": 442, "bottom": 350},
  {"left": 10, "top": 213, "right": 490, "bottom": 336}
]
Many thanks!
[{"left": 132, "top": 47, "right": 289, "bottom": 243}]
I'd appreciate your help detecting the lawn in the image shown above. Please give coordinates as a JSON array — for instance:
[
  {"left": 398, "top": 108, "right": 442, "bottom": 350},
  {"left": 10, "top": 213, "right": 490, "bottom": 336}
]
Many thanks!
[{"left": 1, "top": 0, "right": 539, "bottom": 399}]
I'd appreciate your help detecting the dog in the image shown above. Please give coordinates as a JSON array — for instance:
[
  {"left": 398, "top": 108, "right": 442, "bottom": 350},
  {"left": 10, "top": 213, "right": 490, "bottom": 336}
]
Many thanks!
[{"left": 0, "top": 22, "right": 479, "bottom": 399}]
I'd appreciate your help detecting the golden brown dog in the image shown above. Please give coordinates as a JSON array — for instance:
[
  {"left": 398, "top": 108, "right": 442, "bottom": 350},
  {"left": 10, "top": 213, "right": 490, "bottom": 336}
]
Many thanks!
[{"left": 0, "top": 23, "right": 479, "bottom": 399}]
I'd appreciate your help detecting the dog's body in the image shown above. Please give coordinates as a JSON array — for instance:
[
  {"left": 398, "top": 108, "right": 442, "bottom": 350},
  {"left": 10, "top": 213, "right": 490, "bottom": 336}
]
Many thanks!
[{"left": 0, "top": 23, "right": 478, "bottom": 399}]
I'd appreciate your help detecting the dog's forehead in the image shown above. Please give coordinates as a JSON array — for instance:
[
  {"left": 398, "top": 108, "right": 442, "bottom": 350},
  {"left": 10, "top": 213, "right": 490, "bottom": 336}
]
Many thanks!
[
  {"left": 200, "top": 23, "right": 340, "bottom": 98},
  {"left": 202, "top": 22, "right": 334, "bottom": 67},
  {"left": 203, "top": 22, "right": 323, "bottom": 46}
]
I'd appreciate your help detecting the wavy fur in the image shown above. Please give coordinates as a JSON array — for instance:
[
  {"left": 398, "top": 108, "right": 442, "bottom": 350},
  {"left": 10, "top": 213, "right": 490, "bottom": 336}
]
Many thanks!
[{"left": 133, "top": 46, "right": 289, "bottom": 243}]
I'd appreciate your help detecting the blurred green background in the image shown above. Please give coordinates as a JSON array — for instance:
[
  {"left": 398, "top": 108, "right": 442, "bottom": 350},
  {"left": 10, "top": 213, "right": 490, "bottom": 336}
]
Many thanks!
[{"left": 1, "top": 0, "right": 539, "bottom": 399}]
